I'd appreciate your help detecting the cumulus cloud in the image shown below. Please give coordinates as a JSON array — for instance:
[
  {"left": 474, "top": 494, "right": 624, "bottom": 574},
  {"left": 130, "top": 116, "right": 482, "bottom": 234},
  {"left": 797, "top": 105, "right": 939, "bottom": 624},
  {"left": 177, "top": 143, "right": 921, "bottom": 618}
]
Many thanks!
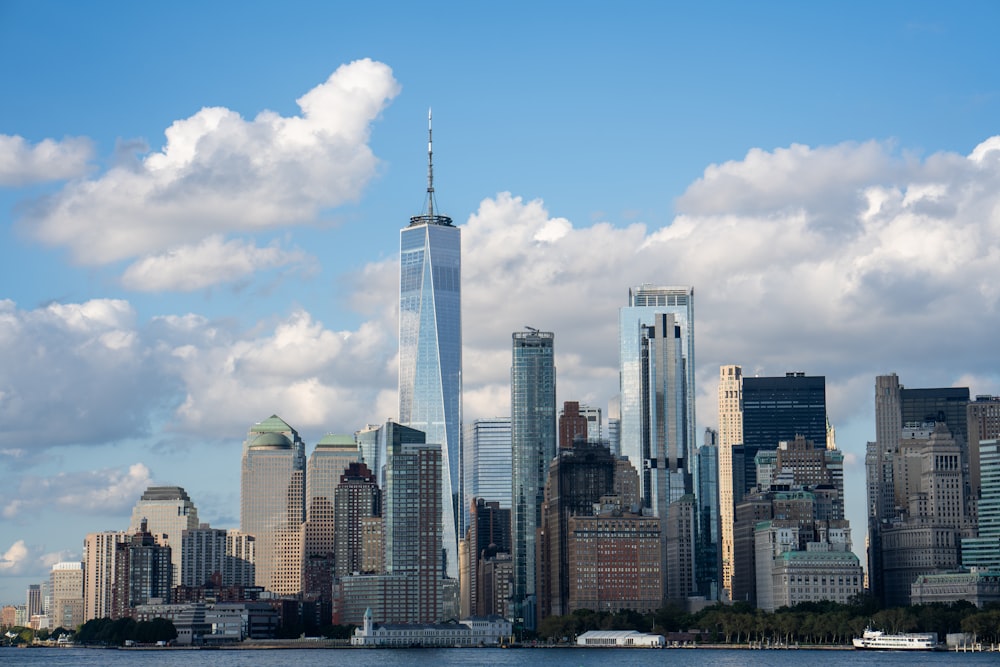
[
  {"left": 19, "top": 58, "right": 400, "bottom": 268},
  {"left": 0, "top": 134, "right": 94, "bottom": 186},
  {"left": 5, "top": 135, "right": 1000, "bottom": 461},
  {"left": 0, "top": 298, "right": 174, "bottom": 449},
  {"left": 121, "top": 235, "right": 310, "bottom": 292},
  {"left": 0, "top": 539, "right": 78, "bottom": 577},
  {"left": 2, "top": 463, "right": 152, "bottom": 519}
]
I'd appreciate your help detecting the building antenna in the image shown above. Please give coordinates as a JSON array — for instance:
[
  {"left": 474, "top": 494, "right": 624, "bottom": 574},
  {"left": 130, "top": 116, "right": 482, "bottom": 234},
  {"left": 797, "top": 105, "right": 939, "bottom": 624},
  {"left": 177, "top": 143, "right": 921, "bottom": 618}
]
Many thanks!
[{"left": 427, "top": 107, "right": 434, "bottom": 218}]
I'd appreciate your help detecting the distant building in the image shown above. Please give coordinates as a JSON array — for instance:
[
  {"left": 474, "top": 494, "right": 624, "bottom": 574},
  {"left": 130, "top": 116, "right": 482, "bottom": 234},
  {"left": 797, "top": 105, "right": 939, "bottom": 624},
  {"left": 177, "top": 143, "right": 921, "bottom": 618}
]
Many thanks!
[
  {"left": 49, "top": 562, "right": 84, "bottom": 629},
  {"left": 111, "top": 519, "right": 172, "bottom": 619},
  {"left": 717, "top": 363, "right": 743, "bottom": 600},
  {"left": 461, "top": 417, "right": 512, "bottom": 535},
  {"left": 559, "top": 401, "right": 589, "bottom": 450},
  {"left": 567, "top": 507, "right": 662, "bottom": 614},
  {"left": 577, "top": 630, "right": 665, "bottom": 648},
  {"left": 910, "top": 570, "right": 1000, "bottom": 607},
  {"left": 83, "top": 530, "right": 129, "bottom": 621},
  {"left": 240, "top": 415, "right": 306, "bottom": 596},
  {"left": 334, "top": 461, "right": 381, "bottom": 577},
  {"left": 463, "top": 498, "right": 511, "bottom": 618},
  {"left": 303, "top": 433, "right": 359, "bottom": 594},
  {"left": 129, "top": 486, "right": 199, "bottom": 586},
  {"left": 510, "top": 328, "right": 556, "bottom": 631}
]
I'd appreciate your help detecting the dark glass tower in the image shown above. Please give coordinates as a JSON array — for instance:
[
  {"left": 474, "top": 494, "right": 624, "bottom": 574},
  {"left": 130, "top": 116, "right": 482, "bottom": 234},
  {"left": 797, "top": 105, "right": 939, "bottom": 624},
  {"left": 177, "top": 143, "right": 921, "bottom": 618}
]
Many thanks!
[
  {"left": 510, "top": 328, "right": 556, "bottom": 631},
  {"left": 737, "top": 373, "right": 826, "bottom": 499}
]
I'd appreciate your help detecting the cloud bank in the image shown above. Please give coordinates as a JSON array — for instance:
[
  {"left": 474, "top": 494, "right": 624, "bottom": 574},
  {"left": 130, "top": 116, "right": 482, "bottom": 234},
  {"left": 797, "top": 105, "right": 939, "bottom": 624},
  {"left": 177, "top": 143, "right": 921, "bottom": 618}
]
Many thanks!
[
  {"left": 16, "top": 58, "right": 400, "bottom": 290},
  {"left": 3, "top": 136, "right": 999, "bottom": 458},
  {"left": 0, "top": 134, "right": 94, "bottom": 186}
]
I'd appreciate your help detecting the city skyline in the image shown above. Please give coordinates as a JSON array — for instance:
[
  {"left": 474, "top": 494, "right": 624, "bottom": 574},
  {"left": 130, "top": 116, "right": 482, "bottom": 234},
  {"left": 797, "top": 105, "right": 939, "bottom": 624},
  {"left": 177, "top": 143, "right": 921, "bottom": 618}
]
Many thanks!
[{"left": 4, "top": 3, "right": 1000, "bottom": 603}]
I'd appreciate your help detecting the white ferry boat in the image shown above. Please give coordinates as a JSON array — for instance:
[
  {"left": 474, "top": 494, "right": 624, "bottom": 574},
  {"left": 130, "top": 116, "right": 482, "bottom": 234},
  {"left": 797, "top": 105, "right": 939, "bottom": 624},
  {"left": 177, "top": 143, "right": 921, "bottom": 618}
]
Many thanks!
[{"left": 852, "top": 627, "right": 938, "bottom": 650}]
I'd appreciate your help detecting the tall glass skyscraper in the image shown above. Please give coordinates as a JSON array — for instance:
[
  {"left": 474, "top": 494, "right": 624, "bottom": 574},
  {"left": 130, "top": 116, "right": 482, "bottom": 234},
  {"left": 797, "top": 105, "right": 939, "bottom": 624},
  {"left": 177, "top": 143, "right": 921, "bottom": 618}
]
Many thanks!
[
  {"left": 510, "top": 329, "right": 556, "bottom": 631},
  {"left": 398, "top": 111, "right": 462, "bottom": 580},
  {"left": 618, "top": 285, "right": 696, "bottom": 509},
  {"left": 462, "top": 417, "right": 512, "bottom": 536}
]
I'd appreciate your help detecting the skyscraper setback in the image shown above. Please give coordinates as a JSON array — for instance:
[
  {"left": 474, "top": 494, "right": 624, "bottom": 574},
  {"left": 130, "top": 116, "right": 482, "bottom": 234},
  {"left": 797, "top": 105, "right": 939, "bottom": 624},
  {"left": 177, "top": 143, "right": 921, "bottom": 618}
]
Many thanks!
[{"left": 398, "top": 110, "right": 461, "bottom": 580}]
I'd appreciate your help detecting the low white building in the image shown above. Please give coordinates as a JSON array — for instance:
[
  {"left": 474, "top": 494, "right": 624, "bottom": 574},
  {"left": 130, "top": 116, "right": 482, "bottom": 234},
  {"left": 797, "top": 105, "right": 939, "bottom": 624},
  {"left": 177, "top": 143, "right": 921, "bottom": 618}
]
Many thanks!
[
  {"left": 576, "top": 630, "right": 665, "bottom": 647},
  {"left": 351, "top": 608, "right": 512, "bottom": 647}
]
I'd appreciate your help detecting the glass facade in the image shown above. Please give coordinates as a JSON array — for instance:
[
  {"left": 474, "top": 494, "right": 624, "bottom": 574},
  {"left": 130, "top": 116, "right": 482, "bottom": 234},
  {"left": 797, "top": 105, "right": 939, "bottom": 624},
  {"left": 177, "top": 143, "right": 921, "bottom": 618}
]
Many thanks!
[
  {"left": 618, "top": 285, "right": 696, "bottom": 507},
  {"left": 399, "top": 217, "right": 462, "bottom": 580},
  {"left": 510, "top": 329, "right": 555, "bottom": 630},
  {"left": 462, "top": 418, "right": 512, "bottom": 536}
]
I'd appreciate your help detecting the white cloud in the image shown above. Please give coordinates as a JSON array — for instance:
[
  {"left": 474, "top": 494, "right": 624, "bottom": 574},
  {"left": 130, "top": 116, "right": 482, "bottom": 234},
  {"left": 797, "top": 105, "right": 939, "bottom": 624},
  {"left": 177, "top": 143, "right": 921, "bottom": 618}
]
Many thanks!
[
  {"left": 20, "top": 59, "right": 400, "bottom": 267},
  {"left": 3, "top": 463, "right": 153, "bottom": 519},
  {"left": 0, "top": 134, "right": 94, "bottom": 186},
  {"left": 121, "top": 235, "right": 309, "bottom": 292},
  {"left": 0, "top": 540, "right": 78, "bottom": 577}
]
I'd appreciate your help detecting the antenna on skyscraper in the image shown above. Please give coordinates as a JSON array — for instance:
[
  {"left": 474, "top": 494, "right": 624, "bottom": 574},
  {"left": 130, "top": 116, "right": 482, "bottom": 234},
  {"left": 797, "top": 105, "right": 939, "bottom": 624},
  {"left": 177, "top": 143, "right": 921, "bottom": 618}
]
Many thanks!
[{"left": 427, "top": 107, "right": 434, "bottom": 218}]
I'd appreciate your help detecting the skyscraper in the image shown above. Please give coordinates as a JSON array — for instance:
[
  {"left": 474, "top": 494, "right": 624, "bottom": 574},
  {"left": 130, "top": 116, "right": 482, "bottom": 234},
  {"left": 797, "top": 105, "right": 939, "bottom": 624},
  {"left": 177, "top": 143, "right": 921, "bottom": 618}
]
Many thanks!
[
  {"left": 737, "top": 372, "right": 827, "bottom": 497},
  {"left": 717, "top": 364, "right": 742, "bottom": 600},
  {"left": 461, "top": 417, "right": 512, "bottom": 535},
  {"left": 111, "top": 520, "right": 172, "bottom": 619},
  {"left": 867, "top": 374, "right": 971, "bottom": 605},
  {"left": 49, "top": 562, "right": 84, "bottom": 629},
  {"left": 83, "top": 530, "right": 128, "bottom": 621},
  {"left": 398, "top": 110, "right": 462, "bottom": 580},
  {"left": 619, "top": 285, "right": 696, "bottom": 491},
  {"left": 303, "top": 433, "right": 359, "bottom": 585},
  {"left": 128, "top": 486, "right": 199, "bottom": 586},
  {"left": 240, "top": 414, "right": 306, "bottom": 595},
  {"left": 334, "top": 461, "right": 381, "bottom": 577},
  {"left": 695, "top": 427, "right": 720, "bottom": 601},
  {"left": 511, "top": 328, "right": 556, "bottom": 630}
]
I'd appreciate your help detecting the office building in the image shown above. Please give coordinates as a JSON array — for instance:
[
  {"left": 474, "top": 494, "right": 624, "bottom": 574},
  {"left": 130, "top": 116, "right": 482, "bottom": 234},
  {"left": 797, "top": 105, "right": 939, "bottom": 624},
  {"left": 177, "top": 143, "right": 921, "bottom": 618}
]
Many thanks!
[
  {"left": 558, "top": 401, "right": 589, "bottom": 449},
  {"left": 867, "top": 374, "right": 972, "bottom": 605},
  {"left": 695, "top": 428, "right": 720, "bottom": 601},
  {"left": 334, "top": 461, "right": 381, "bottom": 577},
  {"left": 463, "top": 498, "right": 511, "bottom": 618},
  {"left": 968, "top": 396, "right": 1000, "bottom": 506},
  {"left": 303, "top": 433, "right": 359, "bottom": 594},
  {"left": 537, "top": 441, "right": 617, "bottom": 619},
  {"left": 398, "top": 111, "right": 462, "bottom": 580},
  {"left": 510, "top": 328, "right": 556, "bottom": 630},
  {"left": 737, "top": 373, "right": 827, "bottom": 498},
  {"left": 619, "top": 285, "right": 696, "bottom": 486},
  {"left": 49, "top": 562, "right": 84, "bottom": 628},
  {"left": 383, "top": 421, "right": 443, "bottom": 622},
  {"left": 129, "top": 486, "right": 199, "bottom": 586},
  {"left": 240, "top": 414, "right": 306, "bottom": 596},
  {"left": 461, "top": 418, "right": 512, "bottom": 536}
]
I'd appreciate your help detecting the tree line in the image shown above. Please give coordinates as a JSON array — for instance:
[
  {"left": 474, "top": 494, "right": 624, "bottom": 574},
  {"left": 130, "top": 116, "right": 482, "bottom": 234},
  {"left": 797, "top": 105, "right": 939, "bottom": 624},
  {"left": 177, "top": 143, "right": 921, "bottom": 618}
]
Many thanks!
[{"left": 537, "top": 597, "right": 1000, "bottom": 645}]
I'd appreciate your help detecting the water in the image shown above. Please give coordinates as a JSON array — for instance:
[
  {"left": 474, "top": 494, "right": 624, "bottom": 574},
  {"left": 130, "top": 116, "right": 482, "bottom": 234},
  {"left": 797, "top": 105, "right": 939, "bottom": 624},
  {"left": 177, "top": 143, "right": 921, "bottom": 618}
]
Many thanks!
[{"left": 1, "top": 647, "right": 996, "bottom": 667}]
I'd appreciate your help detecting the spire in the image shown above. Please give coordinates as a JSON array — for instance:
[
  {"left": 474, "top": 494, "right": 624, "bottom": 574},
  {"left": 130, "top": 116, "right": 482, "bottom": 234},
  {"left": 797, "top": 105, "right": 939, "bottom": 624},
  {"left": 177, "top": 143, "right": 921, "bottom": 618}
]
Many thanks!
[
  {"left": 409, "top": 109, "right": 452, "bottom": 227},
  {"left": 427, "top": 107, "right": 434, "bottom": 218}
]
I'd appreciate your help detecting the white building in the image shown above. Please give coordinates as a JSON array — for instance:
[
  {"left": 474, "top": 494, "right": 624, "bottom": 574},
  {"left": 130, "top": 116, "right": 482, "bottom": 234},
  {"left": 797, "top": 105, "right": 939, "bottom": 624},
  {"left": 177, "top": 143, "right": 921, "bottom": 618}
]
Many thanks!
[
  {"left": 351, "top": 607, "right": 512, "bottom": 647},
  {"left": 576, "top": 630, "right": 665, "bottom": 647}
]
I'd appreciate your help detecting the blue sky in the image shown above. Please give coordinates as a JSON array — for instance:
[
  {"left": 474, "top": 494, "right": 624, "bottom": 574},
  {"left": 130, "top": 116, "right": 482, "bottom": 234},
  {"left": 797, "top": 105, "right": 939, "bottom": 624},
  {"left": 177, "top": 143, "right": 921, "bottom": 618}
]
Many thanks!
[{"left": 3, "top": 1, "right": 1000, "bottom": 604}]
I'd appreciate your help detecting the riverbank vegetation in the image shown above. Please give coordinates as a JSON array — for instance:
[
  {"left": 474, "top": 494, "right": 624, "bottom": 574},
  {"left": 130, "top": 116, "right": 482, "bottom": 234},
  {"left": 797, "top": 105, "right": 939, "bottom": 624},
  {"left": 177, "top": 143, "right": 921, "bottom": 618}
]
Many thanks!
[{"left": 537, "top": 598, "right": 1000, "bottom": 645}]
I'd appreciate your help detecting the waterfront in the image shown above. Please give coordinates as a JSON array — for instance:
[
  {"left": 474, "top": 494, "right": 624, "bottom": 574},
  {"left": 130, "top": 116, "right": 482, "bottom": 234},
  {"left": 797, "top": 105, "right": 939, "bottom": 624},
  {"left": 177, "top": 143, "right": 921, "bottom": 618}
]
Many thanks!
[{"left": 1, "top": 647, "right": 998, "bottom": 667}]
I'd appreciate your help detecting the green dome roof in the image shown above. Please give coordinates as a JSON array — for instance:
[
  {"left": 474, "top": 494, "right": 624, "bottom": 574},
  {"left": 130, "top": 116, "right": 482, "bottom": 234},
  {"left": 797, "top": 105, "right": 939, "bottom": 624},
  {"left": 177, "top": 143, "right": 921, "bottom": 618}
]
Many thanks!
[{"left": 250, "top": 432, "right": 293, "bottom": 449}]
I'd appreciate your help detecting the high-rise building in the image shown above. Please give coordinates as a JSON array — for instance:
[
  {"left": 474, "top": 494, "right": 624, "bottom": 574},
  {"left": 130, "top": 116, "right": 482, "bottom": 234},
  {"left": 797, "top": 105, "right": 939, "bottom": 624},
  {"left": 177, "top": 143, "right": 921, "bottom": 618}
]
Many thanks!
[
  {"left": 128, "top": 486, "right": 199, "bottom": 586},
  {"left": 49, "top": 562, "right": 84, "bottom": 629},
  {"left": 179, "top": 527, "right": 226, "bottom": 587},
  {"left": 867, "top": 374, "right": 972, "bottom": 605},
  {"left": 240, "top": 415, "right": 306, "bottom": 595},
  {"left": 26, "top": 584, "right": 42, "bottom": 619},
  {"left": 111, "top": 520, "right": 172, "bottom": 619},
  {"left": 511, "top": 328, "right": 556, "bottom": 630},
  {"left": 537, "top": 441, "right": 617, "bottom": 619},
  {"left": 334, "top": 462, "right": 381, "bottom": 577},
  {"left": 225, "top": 530, "right": 256, "bottom": 588},
  {"left": 967, "top": 396, "right": 1000, "bottom": 506},
  {"left": 735, "top": 373, "right": 827, "bottom": 503},
  {"left": 464, "top": 498, "right": 512, "bottom": 618},
  {"left": 695, "top": 428, "right": 720, "bottom": 601},
  {"left": 383, "top": 421, "right": 443, "bottom": 622},
  {"left": 461, "top": 417, "right": 512, "bottom": 536},
  {"left": 303, "top": 433, "right": 359, "bottom": 590},
  {"left": 619, "top": 285, "right": 696, "bottom": 492},
  {"left": 962, "top": 439, "right": 1000, "bottom": 568},
  {"left": 83, "top": 530, "right": 129, "bottom": 621},
  {"left": 717, "top": 364, "right": 742, "bottom": 600},
  {"left": 558, "top": 401, "right": 589, "bottom": 450},
  {"left": 398, "top": 110, "right": 462, "bottom": 581}
]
